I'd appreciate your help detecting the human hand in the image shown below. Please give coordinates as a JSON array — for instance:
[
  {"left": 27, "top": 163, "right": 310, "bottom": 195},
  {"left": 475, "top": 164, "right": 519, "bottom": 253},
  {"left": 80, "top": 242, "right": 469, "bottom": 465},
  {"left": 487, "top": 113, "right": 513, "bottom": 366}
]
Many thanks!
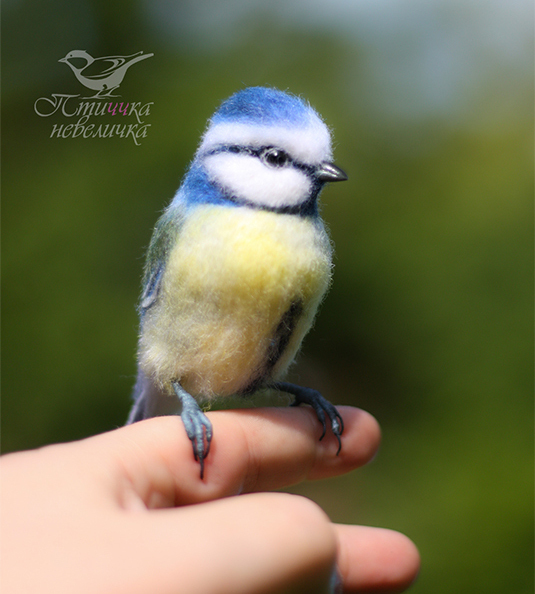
[{"left": 0, "top": 406, "right": 419, "bottom": 594}]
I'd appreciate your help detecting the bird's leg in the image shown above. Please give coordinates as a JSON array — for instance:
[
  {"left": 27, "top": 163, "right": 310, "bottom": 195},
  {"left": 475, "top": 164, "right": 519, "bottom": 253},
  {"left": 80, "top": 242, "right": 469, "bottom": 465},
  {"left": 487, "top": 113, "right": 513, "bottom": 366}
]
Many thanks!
[
  {"left": 274, "top": 382, "right": 344, "bottom": 454},
  {"left": 88, "top": 86, "right": 120, "bottom": 99},
  {"left": 172, "top": 382, "right": 213, "bottom": 479},
  {"left": 101, "top": 85, "right": 120, "bottom": 97}
]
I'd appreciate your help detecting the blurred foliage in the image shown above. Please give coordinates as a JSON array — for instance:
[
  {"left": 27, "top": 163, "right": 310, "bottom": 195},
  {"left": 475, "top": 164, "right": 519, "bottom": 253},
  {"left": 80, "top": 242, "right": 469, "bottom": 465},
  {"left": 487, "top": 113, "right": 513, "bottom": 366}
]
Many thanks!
[{"left": 2, "top": 1, "right": 533, "bottom": 593}]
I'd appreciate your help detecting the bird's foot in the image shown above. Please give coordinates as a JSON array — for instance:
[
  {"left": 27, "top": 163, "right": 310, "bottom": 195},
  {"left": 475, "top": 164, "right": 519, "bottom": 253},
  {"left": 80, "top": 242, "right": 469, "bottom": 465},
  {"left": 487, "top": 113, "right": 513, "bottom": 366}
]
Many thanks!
[
  {"left": 85, "top": 87, "right": 121, "bottom": 99},
  {"left": 172, "top": 382, "right": 213, "bottom": 479},
  {"left": 274, "top": 382, "right": 344, "bottom": 454}
]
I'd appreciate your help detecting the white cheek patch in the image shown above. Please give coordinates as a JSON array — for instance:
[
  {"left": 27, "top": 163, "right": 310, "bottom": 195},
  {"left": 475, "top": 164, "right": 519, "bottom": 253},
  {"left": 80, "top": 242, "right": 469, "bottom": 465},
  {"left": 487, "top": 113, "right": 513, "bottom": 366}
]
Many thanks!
[{"left": 205, "top": 153, "right": 312, "bottom": 209}]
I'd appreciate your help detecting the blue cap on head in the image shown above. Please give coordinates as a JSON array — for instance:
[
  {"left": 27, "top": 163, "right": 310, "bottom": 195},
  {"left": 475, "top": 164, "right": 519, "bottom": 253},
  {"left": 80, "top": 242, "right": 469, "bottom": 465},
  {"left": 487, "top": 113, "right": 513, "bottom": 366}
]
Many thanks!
[
  {"left": 198, "top": 86, "right": 333, "bottom": 165},
  {"left": 211, "top": 87, "right": 312, "bottom": 128}
]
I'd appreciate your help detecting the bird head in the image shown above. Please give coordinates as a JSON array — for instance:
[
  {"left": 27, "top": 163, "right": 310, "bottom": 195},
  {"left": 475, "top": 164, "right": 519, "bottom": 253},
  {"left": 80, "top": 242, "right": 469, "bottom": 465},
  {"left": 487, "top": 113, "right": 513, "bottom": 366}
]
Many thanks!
[
  {"left": 191, "top": 87, "right": 347, "bottom": 215},
  {"left": 58, "top": 50, "right": 93, "bottom": 69}
]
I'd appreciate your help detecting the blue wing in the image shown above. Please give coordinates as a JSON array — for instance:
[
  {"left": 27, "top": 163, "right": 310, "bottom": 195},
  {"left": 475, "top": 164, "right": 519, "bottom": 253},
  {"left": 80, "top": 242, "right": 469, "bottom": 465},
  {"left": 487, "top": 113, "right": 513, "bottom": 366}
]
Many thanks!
[{"left": 129, "top": 199, "right": 187, "bottom": 422}]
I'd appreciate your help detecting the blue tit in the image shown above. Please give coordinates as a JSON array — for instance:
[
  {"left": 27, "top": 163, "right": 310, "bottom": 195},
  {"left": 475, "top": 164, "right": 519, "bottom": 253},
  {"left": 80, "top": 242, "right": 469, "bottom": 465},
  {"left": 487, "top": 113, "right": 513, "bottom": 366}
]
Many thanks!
[{"left": 127, "top": 87, "right": 348, "bottom": 478}]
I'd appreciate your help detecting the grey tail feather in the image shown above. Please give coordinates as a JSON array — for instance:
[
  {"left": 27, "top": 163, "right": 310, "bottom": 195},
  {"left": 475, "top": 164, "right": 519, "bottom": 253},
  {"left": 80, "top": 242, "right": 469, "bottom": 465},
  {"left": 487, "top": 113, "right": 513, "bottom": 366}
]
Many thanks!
[
  {"left": 126, "top": 369, "right": 148, "bottom": 424},
  {"left": 126, "top": 369, "right": 182, "bottom": 424}
]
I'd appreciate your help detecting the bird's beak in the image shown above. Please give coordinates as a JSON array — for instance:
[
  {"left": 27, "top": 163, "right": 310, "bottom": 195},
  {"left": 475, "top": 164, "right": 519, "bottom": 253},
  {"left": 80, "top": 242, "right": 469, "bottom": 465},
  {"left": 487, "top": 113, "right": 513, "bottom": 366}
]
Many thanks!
[
  {"left": 316, "top": 162, "right": 348, "bottom": 182},
  {"left": 58, "top": 57, "right": 67, "bottom": 63}
]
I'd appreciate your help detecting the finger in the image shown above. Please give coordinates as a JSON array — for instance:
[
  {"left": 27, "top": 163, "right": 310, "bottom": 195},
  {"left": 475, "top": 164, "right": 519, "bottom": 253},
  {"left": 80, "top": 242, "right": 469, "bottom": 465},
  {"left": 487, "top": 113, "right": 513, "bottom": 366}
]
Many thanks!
[
  {"left": 108, "top": 492, "right": 338, "bottom": 594},
  {"left": 91, "top": 406, "right": 380, "bottom": 506},
  {"left": 335, "top": 524, "right": 420, "bottom": 593},
  {"left": 213, "top": 405, "right": 381, "bottom": 490}
]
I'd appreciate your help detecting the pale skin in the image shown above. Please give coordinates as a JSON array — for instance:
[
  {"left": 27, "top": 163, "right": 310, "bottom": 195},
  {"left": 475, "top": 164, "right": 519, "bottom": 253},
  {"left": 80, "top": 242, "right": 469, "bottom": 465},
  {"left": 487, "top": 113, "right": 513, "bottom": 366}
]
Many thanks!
[{"left": 0, "top": 407, "right": 420, "bottom": 594}]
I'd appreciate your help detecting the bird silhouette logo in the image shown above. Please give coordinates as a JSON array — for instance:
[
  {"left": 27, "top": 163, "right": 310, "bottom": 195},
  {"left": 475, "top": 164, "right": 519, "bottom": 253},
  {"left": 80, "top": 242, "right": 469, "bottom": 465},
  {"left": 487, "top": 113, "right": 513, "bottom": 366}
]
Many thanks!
[{"left": 59, "top": 50, "right": 154, "bottom": 98}]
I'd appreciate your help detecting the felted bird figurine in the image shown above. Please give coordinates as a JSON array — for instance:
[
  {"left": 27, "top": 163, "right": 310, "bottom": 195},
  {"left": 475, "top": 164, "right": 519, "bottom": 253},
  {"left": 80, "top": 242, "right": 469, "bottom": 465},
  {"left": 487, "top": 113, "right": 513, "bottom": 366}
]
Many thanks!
[
  {"left": 127, "top": 87, "right": 348, "bottom": 478},
  {"left": 59, "top": 50, "right": 153, "bottom": 97}
]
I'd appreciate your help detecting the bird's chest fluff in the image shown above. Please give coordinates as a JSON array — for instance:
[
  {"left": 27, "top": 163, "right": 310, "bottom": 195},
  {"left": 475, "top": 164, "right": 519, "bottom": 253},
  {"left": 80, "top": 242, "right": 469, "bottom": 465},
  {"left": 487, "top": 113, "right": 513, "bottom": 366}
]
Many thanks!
[{"left": 140, "top": 205, "right": 332, "bottom": 397}]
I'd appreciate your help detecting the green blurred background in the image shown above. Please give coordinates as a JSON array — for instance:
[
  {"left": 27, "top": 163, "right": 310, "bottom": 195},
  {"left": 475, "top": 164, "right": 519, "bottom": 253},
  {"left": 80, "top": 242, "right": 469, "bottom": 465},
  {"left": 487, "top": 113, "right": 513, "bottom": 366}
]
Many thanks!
[{"left": 2, "top": 0, "right": 533, "bottom": 592}]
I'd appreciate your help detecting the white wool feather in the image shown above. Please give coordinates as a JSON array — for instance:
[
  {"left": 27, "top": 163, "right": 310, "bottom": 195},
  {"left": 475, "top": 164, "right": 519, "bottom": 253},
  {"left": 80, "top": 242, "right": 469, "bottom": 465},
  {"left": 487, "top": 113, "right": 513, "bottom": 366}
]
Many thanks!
[
  {"left": 204, "top": 152, "right": 312, "bottom": 209},
  {"left": 199, "top": 121, "right": 332, "bottom": 165}
]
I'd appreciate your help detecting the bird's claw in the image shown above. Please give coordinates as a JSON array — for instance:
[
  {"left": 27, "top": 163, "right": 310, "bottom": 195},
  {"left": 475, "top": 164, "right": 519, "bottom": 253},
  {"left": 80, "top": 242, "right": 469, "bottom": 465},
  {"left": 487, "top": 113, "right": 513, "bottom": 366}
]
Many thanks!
[
  {"left": 180, "top": 409, "right": 213, "bottom": 479},
  {"left": 173, "top": 382, "right": 213, "bottom": 479},
  {"left": 276, "top": 382, "right": 344, "bottom": 454}
]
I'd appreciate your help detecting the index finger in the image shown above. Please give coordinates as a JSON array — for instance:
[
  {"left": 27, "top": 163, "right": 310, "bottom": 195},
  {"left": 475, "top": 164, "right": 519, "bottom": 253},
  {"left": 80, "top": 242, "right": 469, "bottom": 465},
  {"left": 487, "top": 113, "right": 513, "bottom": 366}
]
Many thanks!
[{"left": 91, "top": 406, "right": 380, "bottom": 507}]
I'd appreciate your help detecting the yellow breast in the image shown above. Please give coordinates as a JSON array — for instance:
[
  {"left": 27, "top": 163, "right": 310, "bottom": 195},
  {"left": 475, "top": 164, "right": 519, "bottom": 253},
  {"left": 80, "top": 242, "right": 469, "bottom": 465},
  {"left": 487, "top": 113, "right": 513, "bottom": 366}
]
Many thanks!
[{"left": 139, "top": 205, "right": 332, "bottom": 399}]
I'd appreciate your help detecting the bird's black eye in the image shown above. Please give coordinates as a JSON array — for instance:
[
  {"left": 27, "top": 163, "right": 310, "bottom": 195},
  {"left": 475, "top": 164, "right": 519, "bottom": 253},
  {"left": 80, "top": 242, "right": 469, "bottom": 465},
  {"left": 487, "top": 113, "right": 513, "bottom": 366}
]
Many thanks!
[{"left": 261, "top": 147, "right": 291, "bottom": 168}]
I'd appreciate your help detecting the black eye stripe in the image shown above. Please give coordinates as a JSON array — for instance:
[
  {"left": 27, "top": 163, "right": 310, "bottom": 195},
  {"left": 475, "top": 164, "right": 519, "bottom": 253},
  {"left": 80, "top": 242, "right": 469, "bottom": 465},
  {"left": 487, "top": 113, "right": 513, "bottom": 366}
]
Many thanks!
[{"left": 206, "top": 145, "right": 316, "bottom": 176}]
